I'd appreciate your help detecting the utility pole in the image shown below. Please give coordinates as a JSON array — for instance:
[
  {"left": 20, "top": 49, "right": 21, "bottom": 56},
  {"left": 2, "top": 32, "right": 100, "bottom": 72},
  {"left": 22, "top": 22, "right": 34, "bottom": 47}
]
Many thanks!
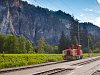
[
  {"left": 78, "top": 20, "right": 80, "bottom": 45},
  {"left": 88, "top": 36, "right": 90, "bottom": 57}
]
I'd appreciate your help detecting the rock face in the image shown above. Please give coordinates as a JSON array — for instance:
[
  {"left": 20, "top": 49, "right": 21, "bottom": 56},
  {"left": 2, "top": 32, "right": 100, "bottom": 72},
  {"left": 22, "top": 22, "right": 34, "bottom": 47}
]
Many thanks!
[
  {"left": 0, "top": 0, "right": 100, "bottom": 44},
  {"left": 80, "top": 23, "right": 100, "bottom": 42}
]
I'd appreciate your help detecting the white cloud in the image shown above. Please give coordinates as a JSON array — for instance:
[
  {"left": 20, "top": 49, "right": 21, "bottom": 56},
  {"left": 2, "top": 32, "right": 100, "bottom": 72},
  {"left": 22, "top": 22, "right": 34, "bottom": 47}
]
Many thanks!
[
  {"left": 95, "top": 10, "right": 100, "bottom": 13},
  {"left": 85, "top": 18, "right": 100, "bottom": 27},
  {"left": 83, "top": 8, "right": 100, "bottom": 13},
  {"left": 97, "top": 0, "right": 100, "bottom": 4},
  {"left": 83, "top": 8, "right": 93, "bottom": 12},
  {"left": 79, "top": 13, "right": 100, "bottom": 27},
  {"left": 79, "top": 14, "right": 84, "bottom": 17},
  {"left": 79, "top": 14, "right": 88, "bottom": 20},
  {"left": 89, "top": 17, "right": 100, "bottom": 27}
]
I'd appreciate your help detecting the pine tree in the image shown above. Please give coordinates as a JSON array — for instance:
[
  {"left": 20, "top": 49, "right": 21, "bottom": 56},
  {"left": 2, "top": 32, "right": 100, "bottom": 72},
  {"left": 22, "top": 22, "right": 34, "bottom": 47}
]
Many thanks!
[
  {"left": 37, "top": 37, "right": 46, "bottom": 53},
  {"left": 0, "top": 34, "right": 5, "bottom": 53},
  {"left": 71, "top": 36, "right": 78, "bottom": 45},
  {"left": 26, "top": 40, "right": 35, "bottom": 53},
  {"left": 70, "top": 19, "right": 79, "bottom": 42},
  {"left": 19, "top": 35, "right": 27, "bottom": 53},
  {"left": 4, "top": 34, "right": 19, "bottom": 53},
  {"left": 80, "top": 25, "right": 88, "bottom": 49},
  {"left": 58, "top": 31, "right": 70, "bottom": 53},
  {"left": 44, "top": 44, "right": 53, "bottom": 53},
  {"left": 94, "top": 42, "right": 100, "bottom": 53},
  {"left": 88, "top": 35, "right": 95, "bottom": 50}
]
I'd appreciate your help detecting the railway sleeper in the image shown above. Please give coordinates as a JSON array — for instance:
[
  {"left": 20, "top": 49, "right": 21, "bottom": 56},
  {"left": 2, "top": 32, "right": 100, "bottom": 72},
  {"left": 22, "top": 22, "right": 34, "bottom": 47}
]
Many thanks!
[
  {"left": 33, "top": 68, "right": 73, "bottom": 75},
  {"left": 71, "top": 57, "right": 100, "bottom": 66}
]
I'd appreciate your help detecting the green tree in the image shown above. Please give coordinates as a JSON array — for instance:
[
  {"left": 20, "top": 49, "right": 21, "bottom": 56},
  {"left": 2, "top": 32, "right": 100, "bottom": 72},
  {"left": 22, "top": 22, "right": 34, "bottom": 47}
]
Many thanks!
[
  {"left": 52, "top": 46, "right": 59, "bottom": 54},
  {"left": 0, "top": 34, "right": 36, "bottom": 54},
  {"left": 0, "top": 34, "right": 6, "bottom": 53},
  {"left": 95, "top": 42, "right": 100, "bottom": 49},
  {"left": 4, "top": 34, "right": 19, "bottom": 53},
  {"left": 44, "top": 44, "right": 53, "bottom": 53},
  {"left": 80, "top": 24, "right": 88, "bottom": 51},
  {"left": 19, "top": 35, "right": 27, "bottom": 53},
  {"left": 88, "top": 35, "right": 94, "bottom": 50},
  {"left": 71, "top": 36, "right": 78, "bottom": 45},
  {"left": 58, "top": 31, "right": 70, "bottom": 53},
  {"left": 37, "top": 37, "right": 46, "bottom": 53},
  {"left": 93, "top": 42, "right": 100, "bottom": 53},
  {"left": 70, "top": 19, "right": 79, "bottom": 43},
  {"left": 26, "top": 40, "right": 35, "bottom": 53}
]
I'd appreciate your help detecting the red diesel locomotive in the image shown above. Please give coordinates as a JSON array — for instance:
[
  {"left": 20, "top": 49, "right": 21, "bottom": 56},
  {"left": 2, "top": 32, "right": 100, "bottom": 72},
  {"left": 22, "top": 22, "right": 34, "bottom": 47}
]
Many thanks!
[{"left": 63, "top": 44, "right": 83, "bottom": 60}]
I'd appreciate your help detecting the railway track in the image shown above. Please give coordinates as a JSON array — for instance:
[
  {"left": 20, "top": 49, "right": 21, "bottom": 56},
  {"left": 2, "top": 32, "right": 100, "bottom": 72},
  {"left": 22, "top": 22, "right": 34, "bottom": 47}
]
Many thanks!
[
  {"left": 31, "top": 57, "right": 100, "bottom": 75},
  {"left": 92, "top": 69, "right": 100, "bottom": 75},
  {"left": 33, "top": 68, "right": 74, "bottom": 75},
  {"left": 0, "top": 60, "right": 68, "bottom": 74},
  {"left": 71, "top": 57, "right": 100, "bottom": 66}
]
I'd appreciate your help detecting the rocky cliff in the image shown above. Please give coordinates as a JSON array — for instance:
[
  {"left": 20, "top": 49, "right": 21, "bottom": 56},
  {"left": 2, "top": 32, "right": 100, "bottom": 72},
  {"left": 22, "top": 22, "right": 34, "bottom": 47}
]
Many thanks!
[
  {"left": 0, "top": 0, "right": 100, "bottom": 44},
  {"left": 80, "top": 23, "right": 100, "bottom": 42}
]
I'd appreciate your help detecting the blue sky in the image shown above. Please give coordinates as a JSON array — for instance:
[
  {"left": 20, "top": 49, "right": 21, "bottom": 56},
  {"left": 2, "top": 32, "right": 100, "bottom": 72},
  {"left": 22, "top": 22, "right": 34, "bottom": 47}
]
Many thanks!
[{"left": 22, "top": 0, "right": 100, "bottom": 27}]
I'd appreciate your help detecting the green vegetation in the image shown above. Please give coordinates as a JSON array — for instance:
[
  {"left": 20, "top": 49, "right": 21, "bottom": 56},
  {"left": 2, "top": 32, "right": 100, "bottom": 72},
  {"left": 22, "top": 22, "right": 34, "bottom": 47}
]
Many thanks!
[
  {"left": 0, "top": 34, "right": 59, "bottom": 54},
  {"left": 58, "top": 30, "right": 100, "bottom": 53},
  {"left": 0, "top": 33, "right": 99, "bottom": 54},
  {"left": 83, "top": 53, "right": 100, "bottom": 58},
  {"left": 0, "top": 33, "right": 99, "bottom": 69},
  {"left": 93, "top": 42, "right": 100, "bottom": 53},
  {"left": 58, "top": 31, "right": 70, "bottom": 53},
  {"left": 0, "top": 54, "right": 63, "bottom": 69},
  {"left": 0, "top": 34, "right": 35, "bottom": 54},
  {"left": 0, "top": 53, "right": 100, "bottom": 69}
]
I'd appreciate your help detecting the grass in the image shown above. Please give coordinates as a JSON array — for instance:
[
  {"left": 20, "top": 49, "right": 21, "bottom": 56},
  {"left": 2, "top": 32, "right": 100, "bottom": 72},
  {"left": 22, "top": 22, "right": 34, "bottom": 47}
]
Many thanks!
[
  {"left": 0, "top": 54, "right": 63, "bottom": 69},
  {"left": 0, "top": 53, "right": 99, "bottom": 69},
  {"left": 83, "top": 53, "right": 100, "bottom": 58}
]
